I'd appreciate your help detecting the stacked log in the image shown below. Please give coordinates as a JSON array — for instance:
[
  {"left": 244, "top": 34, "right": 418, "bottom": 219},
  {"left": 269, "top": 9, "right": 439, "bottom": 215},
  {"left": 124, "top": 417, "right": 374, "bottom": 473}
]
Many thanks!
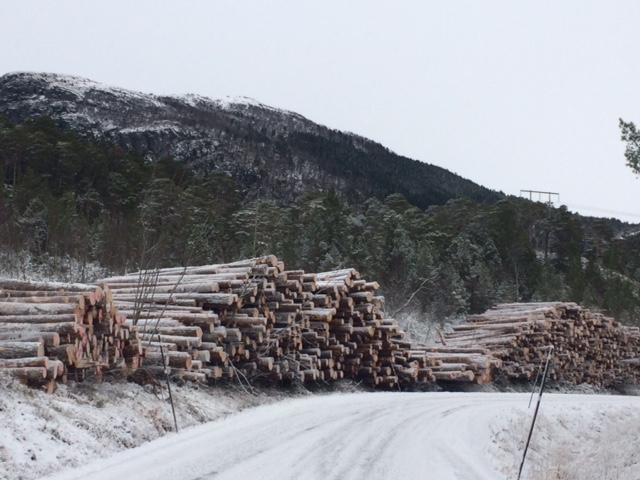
[
  {"left": 97, "top": 259, "right": 402, "bottom": 387},
  {"left": 101, "top": 259, "right": 275, "bottom": 384},
  {"left": 442, "top": 302, "right": 640, "bottom": 387},
  {"left": 307, "top": 269, "right": 432, "bottom": 387},
  {"left": 0, "top": 279, "right": 140, "bottom": 392},
  {"left": 4, "top": 266, "right": 637, "bottom": 391},
  {"left": 120, "top": 301, "right": 225, "bottom": 383},
  {"left": 98, "top": 257, "right": 500, "bottom": 388},
  {"left": 101, "top": 257, "right": 320, "bottom": 384}
]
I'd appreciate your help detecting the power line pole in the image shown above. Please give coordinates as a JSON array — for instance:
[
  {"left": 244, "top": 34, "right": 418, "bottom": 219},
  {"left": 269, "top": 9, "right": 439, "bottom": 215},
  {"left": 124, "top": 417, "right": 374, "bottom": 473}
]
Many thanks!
[{"left": 520, "top": 189, "right": 560, "bottom": 206}]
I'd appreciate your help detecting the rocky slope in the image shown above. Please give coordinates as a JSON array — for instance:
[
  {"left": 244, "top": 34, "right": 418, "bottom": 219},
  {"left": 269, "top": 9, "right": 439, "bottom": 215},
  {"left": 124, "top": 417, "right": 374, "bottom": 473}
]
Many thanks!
[{"left": 0, "top": 71, "right": 500, "bottom": 207}]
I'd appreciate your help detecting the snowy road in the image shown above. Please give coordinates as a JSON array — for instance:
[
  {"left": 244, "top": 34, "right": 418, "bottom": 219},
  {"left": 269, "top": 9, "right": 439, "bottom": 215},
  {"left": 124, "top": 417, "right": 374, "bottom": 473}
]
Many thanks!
[{"left": 43, "top": 392, "right": 640, "bottom": 480}]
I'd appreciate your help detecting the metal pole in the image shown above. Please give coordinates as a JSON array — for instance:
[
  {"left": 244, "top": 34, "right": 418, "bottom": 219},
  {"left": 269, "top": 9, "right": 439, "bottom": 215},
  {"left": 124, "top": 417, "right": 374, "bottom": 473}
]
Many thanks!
[
  {"left": 527, "top": 355, "right": 545, "bottom": 409},
  {"left": 517, "top": 346, "right": 554, "bottom": 480},
  {"left": 157, "top": 334, "right": 179, "bottom": 433}
]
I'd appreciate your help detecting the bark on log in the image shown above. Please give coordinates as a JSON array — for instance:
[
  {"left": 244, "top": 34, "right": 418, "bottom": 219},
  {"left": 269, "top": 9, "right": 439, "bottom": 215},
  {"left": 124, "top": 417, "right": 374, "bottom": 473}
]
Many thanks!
[
  {"left": 0, "top": 303, "right": 79, "bottom": 316},
  {"left": 0, "top": 366, "right": 47, "bottom": 381},
  {"left": 0, "top": 356, "right": 49, "bottom": 368},
  {"left": 0, "top": 341, "right": 45, "bottom": 358},
  {"left": 0, "top": 314, "right": 79, "bottom": 324}
]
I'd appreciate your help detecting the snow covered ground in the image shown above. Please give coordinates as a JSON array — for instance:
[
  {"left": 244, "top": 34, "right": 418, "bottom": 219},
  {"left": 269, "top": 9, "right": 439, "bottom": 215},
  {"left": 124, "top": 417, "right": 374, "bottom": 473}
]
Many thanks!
[
  {"left": 33, "top": 391, "right": 640, "bottom": 480},
  {"left": 0, "top": 378, "right": 289, "bottom": 480}
]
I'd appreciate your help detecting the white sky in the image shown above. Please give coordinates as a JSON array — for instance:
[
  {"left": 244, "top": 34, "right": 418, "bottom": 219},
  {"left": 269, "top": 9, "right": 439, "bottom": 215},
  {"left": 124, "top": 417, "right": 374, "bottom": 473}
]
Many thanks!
[{"left": 1, "top": 1, "right": 639, "bottom": 222}]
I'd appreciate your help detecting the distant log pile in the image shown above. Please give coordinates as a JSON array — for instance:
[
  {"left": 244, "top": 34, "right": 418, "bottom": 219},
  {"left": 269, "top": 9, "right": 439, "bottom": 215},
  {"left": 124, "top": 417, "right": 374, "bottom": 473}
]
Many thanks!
[
  {"left": 443, "top": 302, "right": 640, "bottom": 387},
  {"left": 99, "top": 256, "right": 487, "bottom": 388},
  {"left": 0, "top": 279, "right": 140, "bottom": 392}
]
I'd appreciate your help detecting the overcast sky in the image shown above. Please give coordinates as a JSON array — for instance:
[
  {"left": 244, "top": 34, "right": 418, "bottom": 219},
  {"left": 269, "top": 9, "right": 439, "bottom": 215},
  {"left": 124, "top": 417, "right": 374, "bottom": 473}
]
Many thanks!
[{"left": 1, "top": 1, "right": 639, "bottom": 221}]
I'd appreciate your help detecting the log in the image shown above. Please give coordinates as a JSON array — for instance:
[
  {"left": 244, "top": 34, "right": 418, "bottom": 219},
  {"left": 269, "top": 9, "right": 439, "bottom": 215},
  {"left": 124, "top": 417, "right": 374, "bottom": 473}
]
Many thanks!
[
  {"left": 0, "top": 295, "right": 85, "bottom": 306},
  {"left": 138, "top": 333, "right": 201, "bottom": 348},
  {"left": 0, "top": 279, "right": 97, "bottom": 292},
  {"left": 47, "top": 344, "right": 77, "bottom": 364},
  {"left": 0, "top": 303, "right": 79, "bottom": 316},
  {"left": 0, "top": 341, "right": 44, "bottom": 358},
  {"left": 0, "top": 314, "right": 79, "bottom": 324},
  {"left": 0, "top": 332, "right": 60, "bottom": 347},
  {"left": 0, "top": 356, "right": 49, "bottom": 368},
  {"left": 0, "top": 322, "right": 81, "bottom": 336},
  {"left": 432, "top": 370, "right": 475, "bottom": 382},
  {"left": 0, "top": 366, "right": 47, "bottom": 381}
]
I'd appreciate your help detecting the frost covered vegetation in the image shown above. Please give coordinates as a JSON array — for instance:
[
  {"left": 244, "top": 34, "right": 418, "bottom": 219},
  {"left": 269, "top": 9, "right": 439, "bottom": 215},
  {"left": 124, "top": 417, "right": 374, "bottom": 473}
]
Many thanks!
[
  {"left": 0, "top": 117, "right": 639, "bottom": 324},
  {"left": 493, "top": 395, "right": 640, "bottom": 480},
  {"left": 0, "top": 376, "right": 288, "bottom": 480}
]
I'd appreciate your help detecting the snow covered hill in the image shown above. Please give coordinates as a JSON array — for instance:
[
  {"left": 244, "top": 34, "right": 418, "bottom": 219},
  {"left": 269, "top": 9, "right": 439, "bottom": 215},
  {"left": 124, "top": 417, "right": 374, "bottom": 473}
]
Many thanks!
[
  {"left": 0, "top": 71, "right": 499, "bottom": 208},
  {"left": 40, "top": 392, "right": 640, "bottom": 480}
]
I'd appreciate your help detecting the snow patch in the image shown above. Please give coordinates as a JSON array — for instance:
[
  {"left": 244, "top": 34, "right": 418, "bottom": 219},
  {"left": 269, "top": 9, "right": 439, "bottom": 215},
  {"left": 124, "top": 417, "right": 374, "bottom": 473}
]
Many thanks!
[
  {"left": 172, "top": 92, "right": 289, "bottom": 114},
  {"left": 3, "top": 72, "right": 165, "bottom": 108}
]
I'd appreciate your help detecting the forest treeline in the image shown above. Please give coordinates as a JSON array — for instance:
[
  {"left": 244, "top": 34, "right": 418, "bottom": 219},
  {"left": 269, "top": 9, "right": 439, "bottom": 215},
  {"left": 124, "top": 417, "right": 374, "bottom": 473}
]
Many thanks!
[{"left": 1, "top": 117, "right": 639, "bottom": 324}]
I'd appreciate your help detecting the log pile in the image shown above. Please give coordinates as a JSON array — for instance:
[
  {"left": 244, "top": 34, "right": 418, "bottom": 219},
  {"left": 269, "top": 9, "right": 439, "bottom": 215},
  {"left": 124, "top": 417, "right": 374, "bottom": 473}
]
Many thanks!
[
  {"left": 99, "top": 256, "right": 491, "bottom": 388},
  {"left": 0, "top": 279, "right": 140, "bottom": 392},
  {"left": 442, "top": 302, "right": 640, "bottom": 387},
  {"left": 5, "top": 259, "right": 638, "bottom": 392}
]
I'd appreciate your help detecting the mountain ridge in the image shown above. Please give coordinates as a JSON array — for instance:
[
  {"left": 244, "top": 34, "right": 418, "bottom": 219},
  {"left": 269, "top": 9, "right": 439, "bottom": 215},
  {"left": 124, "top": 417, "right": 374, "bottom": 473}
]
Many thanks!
[{"left": 0, "top": 71, "right": 501, "bottom": 208}]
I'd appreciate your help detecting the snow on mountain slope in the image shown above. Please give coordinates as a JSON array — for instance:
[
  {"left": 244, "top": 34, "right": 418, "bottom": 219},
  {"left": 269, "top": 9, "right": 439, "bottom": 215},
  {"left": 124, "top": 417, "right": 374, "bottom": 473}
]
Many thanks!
[
  {"left": 40, "top": 392, "right": 640, "bottom": 480},
  {"left": 0, "top": 71, "right": 500, "bottom": 207},
  {"left": 0, "top": 72, "right": 269, "bottom": 113}
]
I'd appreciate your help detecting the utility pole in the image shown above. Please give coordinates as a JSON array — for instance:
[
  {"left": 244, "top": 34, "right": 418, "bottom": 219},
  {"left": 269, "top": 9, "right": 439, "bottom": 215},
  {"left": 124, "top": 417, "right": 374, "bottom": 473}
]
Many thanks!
[
  {"left": 520, "top": 189, "right": 560, "bottom": 260},
  {"left": 519, "top": 189, "right": 560, "bottom": 206}
]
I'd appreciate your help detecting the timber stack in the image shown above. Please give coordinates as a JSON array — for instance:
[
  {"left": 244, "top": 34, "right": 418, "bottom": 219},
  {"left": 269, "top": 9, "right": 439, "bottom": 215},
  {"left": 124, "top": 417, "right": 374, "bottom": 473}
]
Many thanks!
[
  {"left": 4, "top": 258, "right": 638, "bottom": 393},
  {"left": 0, "top": 279, "right": 141, "bottom": 392},
  {"left": 442, "top": 302, "right": 640, "bottom": 387},
  {"left": 99, "top": 256, "right": 491, "bottom": 388}
]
